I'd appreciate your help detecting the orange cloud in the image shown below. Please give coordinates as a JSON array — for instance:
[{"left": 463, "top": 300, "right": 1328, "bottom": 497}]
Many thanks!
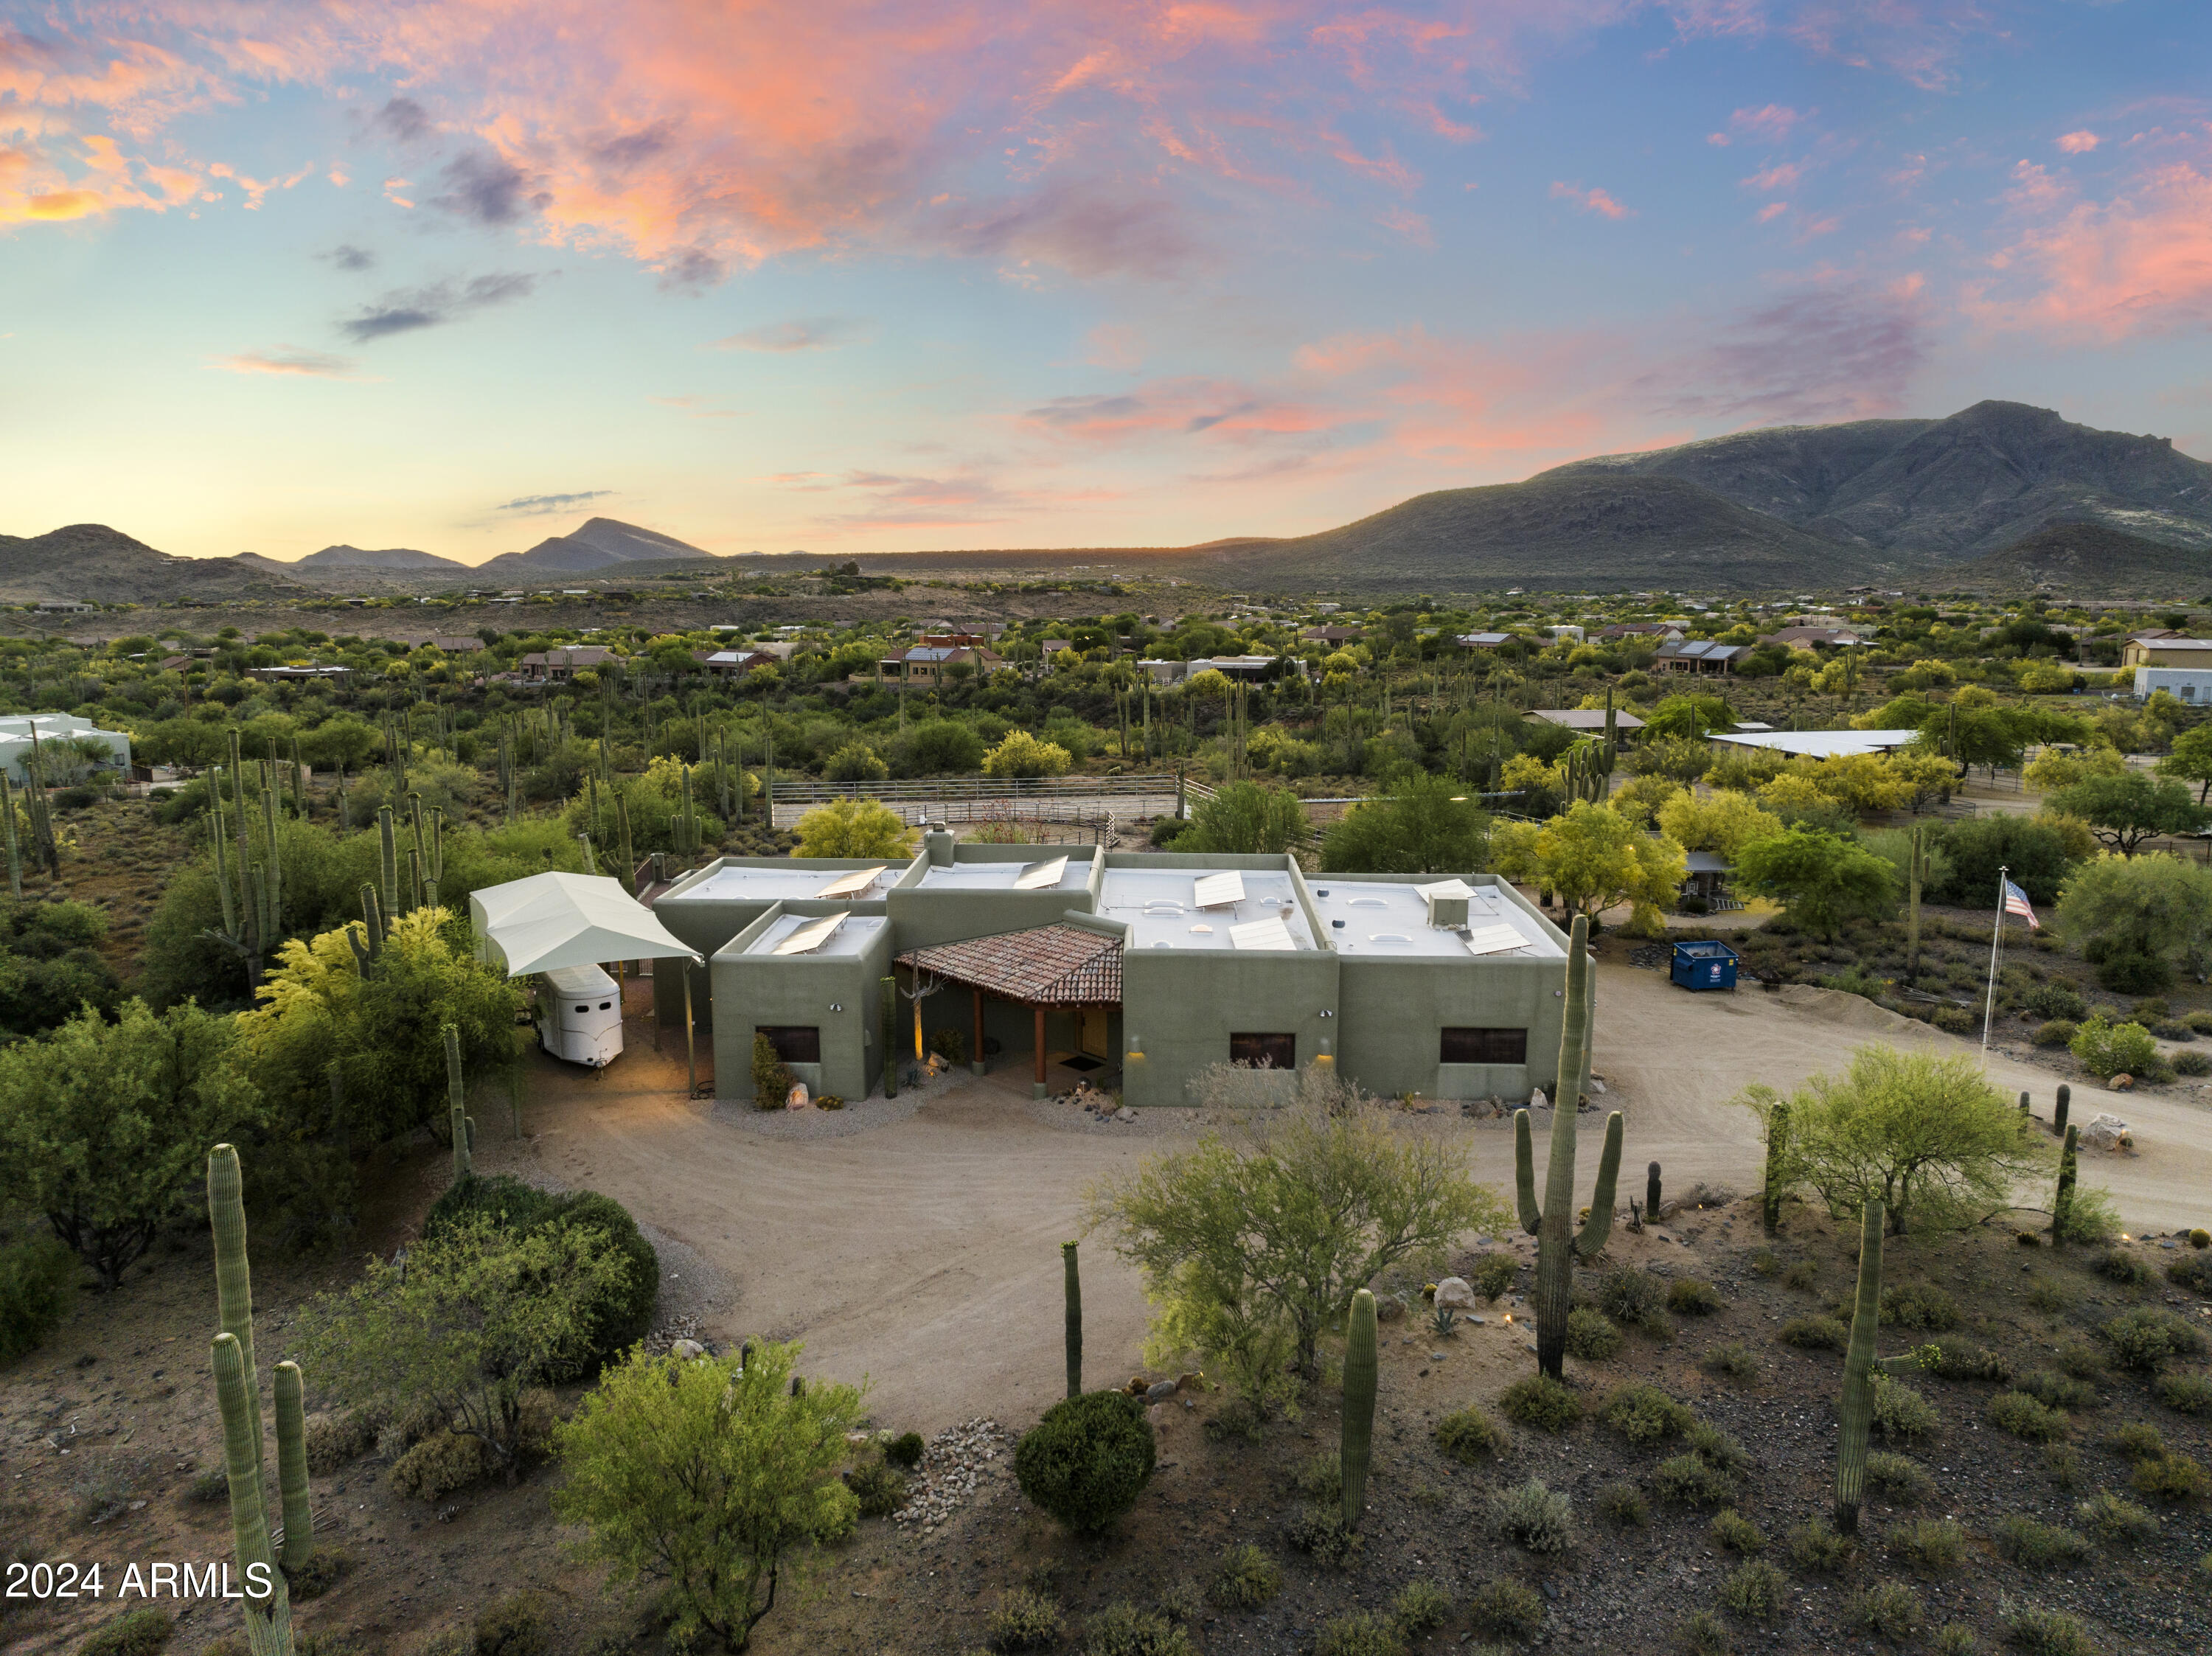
[
  {"left": 2056, "top": 131, "right": 2098, "bottom": 154},
  {"left": 1550, "top": 180, "right": 1632, "bottom": 218},
  {"left": 211, "top": 347, "right": 363, "bottom": 378}
]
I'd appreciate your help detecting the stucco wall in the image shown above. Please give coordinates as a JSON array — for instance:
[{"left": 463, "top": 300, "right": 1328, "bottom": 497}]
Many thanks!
[
  {"left": 655, "top": 854, "right": 909, "bottom": 1030},
  {"left": 1121, "top": 944, "right": 1340, "bottom": 1108},
  {"left": 710, "top": 903, "right": 894, "bottom": 1104}
]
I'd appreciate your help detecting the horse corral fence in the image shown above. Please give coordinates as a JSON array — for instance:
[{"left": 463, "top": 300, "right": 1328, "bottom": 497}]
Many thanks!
[{"left": 763, "top": 772, "right": 1212, "bottom": 833}]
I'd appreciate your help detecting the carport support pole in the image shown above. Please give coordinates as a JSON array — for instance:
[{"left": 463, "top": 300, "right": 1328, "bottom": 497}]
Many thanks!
[
  {"left": 1033, "top": 1004, "right": 1048, "bottom": 1100},
  {"left": 684, "top": 961, "right": 696, "bottom": 1098},
  {"left": 972, "top": 988, "right": 987, "bottom": 1076}
]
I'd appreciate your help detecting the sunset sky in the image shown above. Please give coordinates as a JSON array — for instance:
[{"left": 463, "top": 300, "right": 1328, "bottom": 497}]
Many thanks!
[{"left": 5, "top": 1, "right": 2211, "bottom": 566}]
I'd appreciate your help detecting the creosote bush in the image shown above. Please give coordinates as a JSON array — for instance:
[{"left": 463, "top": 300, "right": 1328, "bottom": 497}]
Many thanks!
[
  {"left": 1654, "top": 1453, "right": 1734, "bottom": 1509},
  {"left": 1668, "top": 1278, "right": 1722, "bottom": 1315},
  {"left": 1719, "top": 1559, "right": 1786, "bottom": 1622},
  {"left": 1596, "top": 1267, "right": 1668, "bottom": 1328},
  {"left": 77, "top": 1610, "right": 173, "bottom": 1656},
  {"left": 1208, "top": 1543, "right": 1280, "bottom": 1611},
  {"left": 1083, "top": 1601, "right": 1192, "bottom": 1656},
  {"left": 2016, "top": 1371, "right": 2095, "bottom": 1412},
  {"left": 1598, "top": 1481, "right": 1650, "bottom": 1527},
  {"left": 1846, "top": 1583, "right": 1925, "bottom": 1641},
  {"left": 1865, "top": 1452, "right": 1933, "bottom": 1504},
  {"left": 1601, "top": 1382, "right": 1695, "bottom": 1445},
  {"left": 1927, "top": 1342, "right": 2011, "bottom": 1383},
  {"left": 1565, "top": 1306, "right": 1624, "bottom": 1360},
  {"left": 2074, "top": 1490, "right": 2157, "bottom": 1543},
  {"left": 1871, "top": 1374, "right": 1938, "bottom": 1441},
  {"left": 2107, "top": 1422, "right": 2167, "bottom": 1463},
  {"left": 1498, "top": 1374, "right": 1582, "bottom": 1432},
  {"left": 1992, "top": 1514, "right": 2090, "bottom": 1569},
  {"left": 1465, "top": 1579, "right": 1545, "bottom": 1640},
  {"left": 392, "top": 1429, "right": 489, "bottom": 1501},
  {"left": 1470, "top": 1253, "right": 1519, "bottom": 1301},
  {"left": 1999, "top": 1600, "right": 2098, "bottom": 1656},
  {"left": 1702, "top": 1343, "right": 1759, "bottom": 1383},
  {"left": 1787, "top": 1517, "right": 1858, "bottom": 1574},
  {"left": 1891, "top": 1516, "right": 1966, "bottom": 1573},
  {"left": 1989, "top": 1391, "right": 2070, "bottom": 1443},
  {"left": 1312, "top": 1612, "right": 1400, "bottom": 1656},
  {"left": 2130, "top": 1451, "right": 2207, "bottom": 1501},
  {"left": 2093, "top": 1250, "right": 2152, "bottom": 1288},
  {"left": 1676, "top": 1608, "right": 1730, "bottom": 1656},
  {"left": 1013, "top": 1391, "right": 1156, "bottom": 1534},
  {"left": 1284, "top": 1504, "right": 1361, "bottom": 1567},
  {"left": 1882, "top": 1282, "right": 1961, "bottom": 1331},
  {"left": 1709, "top": 1509, "right": 1766, "bottom": 1554},
  {"left": 2154, "top": 1371, "right": 2212, "bottom": 1415},
  {"left": 2100, "top": 1307, "right": 2205, "bottom": 1372},
  {"left": 1489, "top": 1478, "right": 1576, "bottom": 1554},
  {"left": 1435, "top": 1404, "right": 1507, "bottom": 1463},
  {"left": 1780, "top": 1315, "right": 1848, "bottom": 1351},
  {"left": 1390, "top": 1581, "right": 1451, "bottom": 1638}
]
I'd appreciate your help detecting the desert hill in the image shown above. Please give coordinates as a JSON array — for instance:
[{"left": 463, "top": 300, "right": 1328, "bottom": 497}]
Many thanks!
[
  {"left": 1948, "top": 521, "right": 2211, "bottom": 593},
  {"left": 473, "top": 517, "right": 712, "bottom": 578},
  {"left": 0, "top": 524, "right": 311, "bottom": 605},
  {"left": 296, "top": 543, "right": 470, "bottom": 571}
]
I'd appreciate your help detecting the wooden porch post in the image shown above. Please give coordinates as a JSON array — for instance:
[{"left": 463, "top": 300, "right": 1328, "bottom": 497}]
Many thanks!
[
  {"left": 1034, "top": 1003, "right": 1048, "bottom": 1094},
  {"left": 973, "top": 987, "right": 987, "bottom": 1076}
]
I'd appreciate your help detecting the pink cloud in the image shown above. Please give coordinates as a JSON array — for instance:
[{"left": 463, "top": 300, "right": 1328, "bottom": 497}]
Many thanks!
[
  {"left": 211, "top": 347, "right": 361, "bottom": 378},
  {"left": 1708, "top": 102, "right": 1803, "bottom": 147},
  {"left": 1755, "top": 201, "right": 1789, "bottom": 223},
  {"left": 2056, "top": 131, "right": 2099, "bottom": 154},
  {"left": 1551, "top": 180, "right": 1632, "bottom": 218},
  {"left": 1972, "top": 146, "right": 2212, "bottom": 338},
  {"left": 1739, "top": 162, "right": 1802, "bottom": 193}
]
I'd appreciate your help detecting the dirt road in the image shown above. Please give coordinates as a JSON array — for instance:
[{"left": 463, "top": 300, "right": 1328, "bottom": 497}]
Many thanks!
[{"left": 489, "top": 963, "right": 2212, "bottom": 1435}]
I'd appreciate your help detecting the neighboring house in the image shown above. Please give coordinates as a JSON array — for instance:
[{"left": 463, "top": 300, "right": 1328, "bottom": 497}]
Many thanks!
[
  {"left": 2125, "top": 638, "right": 2212, "bottom": 702},
  {"left": 1707, "top": 729, "right": 1922, "bottom": 760},
  {"left": 1758, "top": 625, "right": 1872, "bottom": 649},
  {"left": 1454, "top": 631, "right": 1515, "bottom": 650},
  {"left": 0, "top": 713, "right": 132, "bottom": 784},
  {"left": 650, "top": 838, "right": 1571, "bottom": 1111},
  {"left": 1599, "top": 622, "right": 1684, "bottom": 644},
  {"left": 1652, "top": 640, "right": 1747, "bottom": 674},
  {"left": 33, "top": 599, "right": 94, "bottom": 613},
  {"left": 422, "top": 635, "right": 487, "bottom": 653},
  {"left": 1301, "top": 625, "right": 1365, "bottom": 644},
  {"left": 694, "top": 648, "right": 776, "bottom": 678},
  {"left": 518, "top": 647, "right": 622, "bottom": 681},
  {"left": 1680, "top": 851, "right": 1739, "bottom": 911},
  {"left": 247, "top": 665, "right": 352, "bottom": 683},
  {"left": 869, "top": 644, "right": 1002, "bottom": 686},
  {"left": 1526, "top": 709, "right": 1646, "bottom": 736},
  {"left": 1137, "top": 655, "right": 1293, "bottom": 685}
]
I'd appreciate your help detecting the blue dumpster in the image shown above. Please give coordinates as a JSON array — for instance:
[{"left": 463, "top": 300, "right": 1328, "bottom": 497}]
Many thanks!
[{"left": 1671, "top": 939, "right": 1739, "bottom": 992}]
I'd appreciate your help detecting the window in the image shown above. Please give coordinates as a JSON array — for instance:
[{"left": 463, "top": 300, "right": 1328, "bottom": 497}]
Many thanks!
[
  {"left": 573, "top": 1005, "right": 590, "bottom": 1015},
  {"left": 1229, "top": 1031, "right": 1295, "bottom": 1069},
  {"left": 758, "top": 1025, "right": 822, "bottom": 1063},
  {"left": 1440, "top": 1027, "right": 1528, "bottom": 1065}
]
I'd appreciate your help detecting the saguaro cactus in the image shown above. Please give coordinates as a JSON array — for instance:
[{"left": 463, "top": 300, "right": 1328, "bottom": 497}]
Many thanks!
[
  {"left": 1834, "top": 1198, "right": 1885, "bottom": 1535},
  {"left": 1761, "top": 1102, "right": 1790, "bottom": 1236},
  {"left": 273, "top": 1362, "right": 312, "bottom": 1571},
  {"left": 445, "top": 1023, "right": 473, "bottom": 1183},
  {"left": 1, "top": 772, "right": 21, "bottom": 899},
  {"left": 378, "top": 805, "right": 399, "bottom": 918},
  {"left": 2052, "top": 1124, "right": 2079, "bottom": 1245},
  {"left": 213, "top": 1335, "right": 296, "bottom": 1656},
  {"left": 1340, "top": 1287, "right": 1378, "bottom": 1531},
  {"left": 1513, "top": 914, "right": 1624, "bottom": 1380},
  {"left": 2053, "top": 1083, "right": 2071, "bottom": 1141},
  {"left": 1646, "top": 1161, "right": 1663, "bottom": 1225},
  {"left": 209, "top": 1145, "right": 264, "bottom": 1487},
  {"left": 1062, "top": 1241, "right": 1083, "bottom": 1399}
]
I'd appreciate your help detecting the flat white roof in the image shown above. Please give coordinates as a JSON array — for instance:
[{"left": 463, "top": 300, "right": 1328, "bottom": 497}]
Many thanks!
[
  {"left": 687, "top": 863, "right": 900, "bottom": 902},
  {"left": 1101, "top": 867, "right": 1317, "bottom": 953},
  {"left": 1307, "top": 880, "right": 1559, "bottom": 959},
  {"left": 1709, "top": 729, "right": 1921, "bottom": 759},
  {"left": 916, "top": 857, "right": 1090, "bottom": 891},
  {"left": 745, "top": 912, "right": 888, "bottom": 959}
]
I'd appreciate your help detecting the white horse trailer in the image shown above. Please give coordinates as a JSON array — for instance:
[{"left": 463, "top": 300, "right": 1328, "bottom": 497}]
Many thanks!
[{"left": 538, "top": 964, "right": 623, "bottom": 1068}]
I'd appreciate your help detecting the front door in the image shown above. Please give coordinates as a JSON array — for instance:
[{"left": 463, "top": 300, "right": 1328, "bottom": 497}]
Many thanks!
[{"left": 1078, "top": 1006, "right": 1109, "bottom": 1059}]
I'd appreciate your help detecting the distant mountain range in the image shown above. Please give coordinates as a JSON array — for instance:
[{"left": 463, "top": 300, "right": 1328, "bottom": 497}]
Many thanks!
[{"left": 6, "top": 405, "right": 2208, "bottom": 602}]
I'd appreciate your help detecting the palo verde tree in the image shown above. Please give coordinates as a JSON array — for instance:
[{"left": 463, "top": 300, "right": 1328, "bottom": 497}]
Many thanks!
[
  {"left": 1175, "top": 779, "right": 1311, "bottom": 855},
  {"left": 1318, "top": 768, "right": 1490, "bottom": 874},
  {"left": 1732, "top": 826, "right": 1896, "bottom": 937},
  {"left": 2047, "top": 772, "right": 2211, "bottom": 856},
  {"left": 1743, "top": 1044, "right": 2052, "bottom": 1236}
]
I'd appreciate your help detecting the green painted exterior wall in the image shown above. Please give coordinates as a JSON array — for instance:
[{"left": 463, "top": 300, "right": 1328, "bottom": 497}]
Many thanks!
[
  {"left": 884, "top": 843, "right": 1104, "bottom": 950},
  {"left": 710, "top": 902, "right": 894, "bottom": 1104}
]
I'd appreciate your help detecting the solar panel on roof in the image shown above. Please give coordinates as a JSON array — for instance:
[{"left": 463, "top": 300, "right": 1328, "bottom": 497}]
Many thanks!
[
  {"left": 1416, "top": 878, "right": 1476, "bottom": 901},
  {"left": 813, "top": 866, "right": 886, "bottom": 899},
  {"left": 1228, "top": 916, "right": 1296, "bottom": 951},
  {"left": 1464, "top": 923, "right": 1530, "bottom": 957},
  {"left": 1012, "top": 855, "right": 1069, "bottom": 890},
  {"left": 1192, "top": 870, "right": 1246, "bottom": 908},
  {"left": 773, "top": 911, "right": 849, "bottom": 956}
]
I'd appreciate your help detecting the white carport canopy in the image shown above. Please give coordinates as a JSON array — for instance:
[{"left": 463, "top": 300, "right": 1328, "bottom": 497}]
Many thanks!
[{"left": 470, "top": 871, "right": 700, "bottom": 977}]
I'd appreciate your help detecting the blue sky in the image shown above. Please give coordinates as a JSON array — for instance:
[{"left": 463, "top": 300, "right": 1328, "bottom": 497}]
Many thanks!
[{"left": 4, "top": 1, "right": 2210, "bottom": 564}]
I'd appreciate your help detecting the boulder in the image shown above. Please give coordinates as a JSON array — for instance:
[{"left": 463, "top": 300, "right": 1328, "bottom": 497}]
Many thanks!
[
  {"left": 1527, "top": 1088, "right": 1548, "bottom": 1111},
  {"left": 2081, "top": 1112, "right": 2132, "bottom": 1151},
  {"left": 670, "top": 1339, "right": 708, "bottom": 1360},
  {"left": 1375, "top": 1293, "right": 1407, "bottom": 1323},
  {"left": 1145, "top": 1378, "right": 1180, "bottom": 1403},
  {"left": 1433, "top": 1276, "right": 1478, "bottom": 1314},
  {"left": 785, "top": 1082, "right": 812, "bottom": 1110},
  {"left": 1114, "top": 1107, "right": 1138, "bottom": 1124}
]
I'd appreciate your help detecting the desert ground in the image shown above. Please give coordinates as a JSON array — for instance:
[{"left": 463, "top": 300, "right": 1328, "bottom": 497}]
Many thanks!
[{"left": 480, "top": 957, "right": 2212, "bottom": 1435}]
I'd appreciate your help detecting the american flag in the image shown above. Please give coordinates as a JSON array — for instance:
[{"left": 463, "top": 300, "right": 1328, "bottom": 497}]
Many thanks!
[{"left": 2004, "top": 879, "right": 2039, "bottom": 929}]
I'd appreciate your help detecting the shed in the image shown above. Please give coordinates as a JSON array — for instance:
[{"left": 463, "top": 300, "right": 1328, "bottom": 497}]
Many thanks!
[{"left": 1670, "top": 939, "right": 1739, "bottom": 992}]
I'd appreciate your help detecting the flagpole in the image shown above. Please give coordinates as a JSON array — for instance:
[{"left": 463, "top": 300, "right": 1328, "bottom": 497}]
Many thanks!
[{"left": 1981, "top": 863, "right": 2008, "bottom": 1063}]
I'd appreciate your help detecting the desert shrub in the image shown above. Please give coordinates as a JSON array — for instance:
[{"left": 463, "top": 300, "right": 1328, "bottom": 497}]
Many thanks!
[
  {"left": 1284, "top": 1504, "right": 1362, "bottom": 1566},
  {"left": 77, "top": 1610, "right": 172, "bottom": 1656},
  {"left": 1865, "top": 1452, "right": 1933, "bottom": 1503},
  {"left": 1668, "top": 1278, "right": 1722, "bottom": 1315},
  {"left": 1471, "top": 1253, "right": 1519, "bottom": 1300},
  {"left": 1498, "top": 1374, "right": 1582, "bottom": 1432},
  {"left": 1015, "top": 1391, "right": 1156, "bottom": 1534},
  {"left": 187, "top": 1467, "right": 229, "bottom": 1503},
  {"left": 1719, "top": 1559, "right": 1785, "bottom": 1622},
  {"left": 2015, "top": 1371, "right": 2095, "bottom": 1411},
  {"left": 285, "top": 1544, "right": 351, "bottom": 1600},
  {"left": 1992, "top": 1514, "right": 2090, "bottom": 1568},
  {"left": 1686, "top": 1421, "right": 1751, "bottom": 1473},
  {"left": 2055, "top": 1340, "right": 2107, "bottom": 1380},
  {"left": 1566, "top": 1306, "right": 1624, "bottom": 1360},
  {"left": 885, "top": 1430, "right": 925, "bottom": 1468},
  {"left": 2173, "top": 1050, "right": 2212, "bottom": 1076},
  {"left": 1391, "top": 1581, "right": 1452, "bottom": 1638},
  {"left": 392, "top": 1430, "right": 489, "bottom": 1501},
  {"left": 1928, "top": 1343, "right": 2011, "bottom": 1383},
  {"left": 1598, "top": 1481, "right": 1651, "bottom": 1526},
  {"left": 1783, "top": 1259, "right": 1820, "bottom": 1290},
  {"left": 304, "top": 1410, "right": 378, "bottom": 1475},
  {"left": 0, "top": 1235, "right": 79, "bottom": 1363},
  {"left": 1085, "top": 1601, "right": 1193, "bottom": 1656},
  {"left": 1891, "top": 1516, "right": 1966, "bottom": 1572},
  {"left": 2093, "top": 1249, "right": 2152, "bottom": 1287},
  {"left": 1655, "top": 1453, "right": 1733, "bottom": 1507},
  {"left": 1702, "top": 1343, "right": 1759, "bottom": 1382},
  {"left": 1208, "top": 1542, "right": 1281, "bottom": 1610},
  {"left": 2071, "top": 1015, "right": 2159, "bottom": 1079},
  {"left": 1787, "top": 1517, "right": 1859, "bottom": 1573},
  {"left": 1871, "top": 1375, "right": 1938, "bottom": 1441},
  {"left": 985, "top": 1588, "right": 1063, "bottom": 1652},
  {"left": 1601, "top": 1382, "right": 1695, "bottom": 1445},
  {"left": 2168, "top": 1253, "right": 2212, "bottom": 1293},
  {"left": 1312, "top": 1612, "right": 1400, "bottom": 1656},
  {"left": 1676, "top": 1609, "right": 1730, "bottom": 1656},
  {"left": 1596, "top": 1267, "right": 1666, "bottom": 1327},
  {"left": 1203, "top": 1397, "right": 1264, "bottom": 1444},
  {"left": 1710, "top": 1509, "right": 1767, "bottom": 1552},
  {"left": 845, "top": 1459, "right": 908, "bottom": 1518},
  {"left": 1846, "top": 1583, "right": 1924, "bottom": 1641},
  {"left": 2130, "top": 1451, "right": 2207, "bottom": 1501},
  {"left": 1435, "top": 1405, "right": 1506, "bottom": 1463},
  {"left": 473, "top": 1594, "right": 552, "bottom": 1656},
  {"left": 2100, "top": 1306, "right": 2205, "bottom": 1371},
  {"left": 1465, "top": 1578, "right": 1545, "bottom": 1639},
  {"left": 1882, "top": 1283, "right": 1961, "bottom": 1331},
  {"left": 1933, "top": 1624, "right": 1980, "bottom": 1656},
  {"left": 1989, "top": 1391, "right": 2070, "bottom": 1442},
  {"left": 1780, "top": 1316, "right": 1848, "bottom": 1351},
  {"left": 2108, "top": 1421, "right": 2166, "bottom": 1460},
  {"left": 2025, "top": 1278, "right": 2072, "bottom": 1314},
  {"left": 2045, "top": 1443, "right": 2084, "bottom": 1490},
  {"left": 1293, "top": 1451, "right": 1342, "bottom": 1503},
  {"left": 751, "top": 1032, "right": 793, "bottom": 1109},
  {"left": 2031, "top": 1020, "right": 2079, "bottom": 1048},
  {"left": 1489, "top": 1478, "right": 1576, "bottom": 1554},
  {"left": 1998, "top": 1600, "right": 2097, "bottom": 1656},
  {"left": 2074, "top": 1489, "right": 2157, "bottom": 1542},
  {"left": 1751, "top": 1249, "right": 1780, "bottom": 1276},
  {"left": 2154, "top": 1371, "right": 2212, "bottom": 1414},
  {"left": 2025, "top": 983, "right": 2089, "bottom": 1021}
]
